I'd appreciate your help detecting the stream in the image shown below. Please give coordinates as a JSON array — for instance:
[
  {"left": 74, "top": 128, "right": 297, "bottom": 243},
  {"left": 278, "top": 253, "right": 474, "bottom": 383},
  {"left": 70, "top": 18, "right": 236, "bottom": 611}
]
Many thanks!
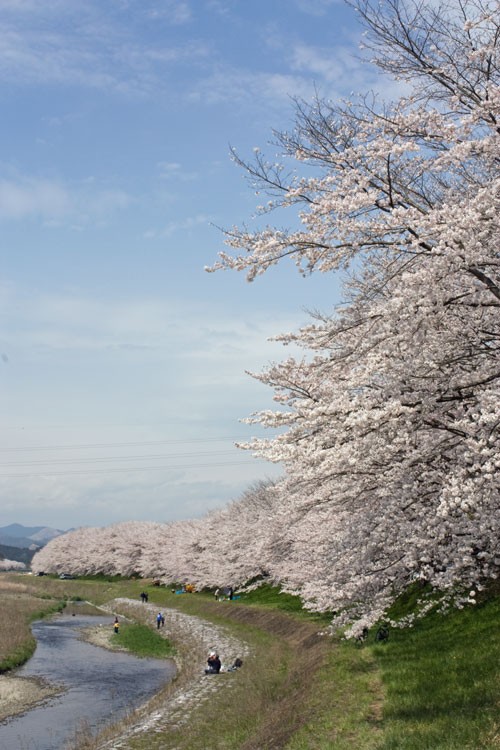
[{"left": 0, "top": 611, "right": 176, "bottom": 750}]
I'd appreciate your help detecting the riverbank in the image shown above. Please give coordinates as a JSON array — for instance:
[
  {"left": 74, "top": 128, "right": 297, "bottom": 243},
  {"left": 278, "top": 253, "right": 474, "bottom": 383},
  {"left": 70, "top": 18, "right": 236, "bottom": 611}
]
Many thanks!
[
  {"left": 86, "top": 596, "right": 350, "bottom": 750},
  {"left": 2, "top": 574, "right": 498, "bottom": 749},
  {"left": 80, "top": 621, "right": 129, "bottom": 652},
  {"left": 0, "top": 596, "right": 241, "bottom": 735},
  {"left": 0, "top": 674, "right": 62, "bottom": 722},
  {"left": 93, "top": 598, "right": 252, "bottom": 748}
]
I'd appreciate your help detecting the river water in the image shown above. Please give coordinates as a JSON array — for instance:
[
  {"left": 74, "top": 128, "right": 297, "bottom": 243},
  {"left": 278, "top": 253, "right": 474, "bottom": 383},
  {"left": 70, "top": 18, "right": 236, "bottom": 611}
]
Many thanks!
[{"left": 0, "top": 612, "right": 176, "bottom": 750}]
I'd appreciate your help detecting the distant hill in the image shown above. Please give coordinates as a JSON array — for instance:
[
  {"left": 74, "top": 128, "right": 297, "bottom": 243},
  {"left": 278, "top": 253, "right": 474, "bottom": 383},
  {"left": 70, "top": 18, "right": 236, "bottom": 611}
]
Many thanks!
[
  {"left": 0, "top": 542, "right": 37, "bottom": 566},
  {"left": 0, "top": 523, "right": 66, "bottom": 550}
]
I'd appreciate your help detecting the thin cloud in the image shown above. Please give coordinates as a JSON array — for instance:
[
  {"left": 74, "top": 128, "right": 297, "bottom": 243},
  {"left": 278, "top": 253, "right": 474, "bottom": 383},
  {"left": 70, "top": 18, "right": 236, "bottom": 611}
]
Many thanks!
[
  {"left": 152, "top": 213, "right": 211, "bottom": 238},
  {"left": 145, "top": 0, "right": 193, "bottom": 24},
  {"left": 187, "top": 68, "right": 316, "bottom": 107},
  {"left": 0, "top": 2, "right": 206, "bottom": 95},
  {"left": 0, "top": 177, "right": 71, "bottom": 220},
  {"left": 157, "top": 161, "right": 199, "bottom": 182},
  {"left": 0, "top": 172, "right": 134, "bottom": 225},
  {"left": 294, "top": 0, "right": 342, "bottom": 15}
]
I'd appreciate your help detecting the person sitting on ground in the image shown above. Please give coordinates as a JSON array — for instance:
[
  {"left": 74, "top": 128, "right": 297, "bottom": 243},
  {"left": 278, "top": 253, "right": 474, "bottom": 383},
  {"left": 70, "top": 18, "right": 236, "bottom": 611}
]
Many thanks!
[
  {"left": 227, "top": 657, "right": 243, "bottom": 672},
  {"left": 205, "top": 650, "right": 221, "bottom": 674}
]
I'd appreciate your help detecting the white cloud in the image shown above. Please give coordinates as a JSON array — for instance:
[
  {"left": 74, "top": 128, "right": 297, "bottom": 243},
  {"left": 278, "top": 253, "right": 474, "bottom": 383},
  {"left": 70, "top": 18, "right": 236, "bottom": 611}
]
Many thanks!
[
  {"left": 157, "top": 161, "right": 199, "bottom": 182},
  {"left": 290, "top": 43, "right": 352, "bottom": 82},
  {"left": 0, "top": 286, "right": 305, "bottom": 367},
  {"left": 0, "top": 2, "right": 206, "bottom": 95},
  {"left": 145, "top": 0, "right": 192, "bottom": 25},
  {"left": 294, "top": 0, "right": 342, "bottom": 16},
  {"left": 152, "top": 213, "right": 211, "bottom": 238},
  {"left": 0, "top": 172, "right": 134, "bottom": 225},
  {"left": 0, "top": 177, "right": 71, "bottom": 220},
  {"left": 187, "top": 68, "right": 316, "bottom": 107},
  {"left": 0, "top": 283, "right": 290, "bottom": 526}
]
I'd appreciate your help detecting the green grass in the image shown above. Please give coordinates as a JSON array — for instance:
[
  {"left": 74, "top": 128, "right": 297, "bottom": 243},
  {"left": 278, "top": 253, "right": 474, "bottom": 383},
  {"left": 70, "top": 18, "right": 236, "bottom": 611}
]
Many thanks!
[
  {"left": 283, "top": 639, "right": 384, "bottom": 750},
  {"left": 229, "top": 582, "right": 331, "bottom": 620},
  {"left": 372, "top": 593, "right": 500, "bottom": 750},
  {"left": 115, "top": 622, "right": 175, "bottom": 659},
  {"left": 145, "top": 582, "right": 500, "bottom": 750},
  {"left": 232, "top": 583, "right": 306, "bottom": 610},
  {"left": 3, "top": 573, "right": 499, "bottom": 749}
]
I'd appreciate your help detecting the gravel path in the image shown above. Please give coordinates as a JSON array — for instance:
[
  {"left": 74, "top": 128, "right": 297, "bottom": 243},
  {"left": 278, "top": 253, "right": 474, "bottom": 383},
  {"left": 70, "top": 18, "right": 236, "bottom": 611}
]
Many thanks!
[{"left": 97, "top": 598, "right": 251, "bottom": 749}]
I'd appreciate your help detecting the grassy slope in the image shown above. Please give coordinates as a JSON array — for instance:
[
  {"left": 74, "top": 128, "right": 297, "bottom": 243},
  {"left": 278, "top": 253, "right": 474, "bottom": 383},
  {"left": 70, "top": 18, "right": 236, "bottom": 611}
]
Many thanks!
[
  {"left": 375, "top": 591, "right": 500, "bottom": 750},
  {"left": 1, "top": 574, "right": 498, "bottom": 749},
  {"left": 127, "top": 583, "right": 500, "bottom": 750}
]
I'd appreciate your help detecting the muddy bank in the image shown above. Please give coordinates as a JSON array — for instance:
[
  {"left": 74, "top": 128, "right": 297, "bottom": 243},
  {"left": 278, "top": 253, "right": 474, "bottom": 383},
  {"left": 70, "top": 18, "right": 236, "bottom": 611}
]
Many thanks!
[{"left": 0, "top": 675, "right": 62, "bottom": 722}]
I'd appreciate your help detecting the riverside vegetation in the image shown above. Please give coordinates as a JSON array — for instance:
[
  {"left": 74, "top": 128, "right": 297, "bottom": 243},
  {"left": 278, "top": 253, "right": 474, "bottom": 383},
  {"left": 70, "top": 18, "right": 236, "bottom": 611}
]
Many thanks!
[{"left": 0, "top": 572, "right": 498, "bottom": 749}]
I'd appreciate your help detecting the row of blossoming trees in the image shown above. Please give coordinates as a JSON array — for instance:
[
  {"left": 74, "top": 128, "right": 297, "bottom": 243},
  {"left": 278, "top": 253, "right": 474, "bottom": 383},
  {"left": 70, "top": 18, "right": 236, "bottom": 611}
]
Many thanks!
[
  {"left": 33, "top": 0, "right": 500, "bottom": 636},
  {"left": 31, "top": 481, "right": 283, "bottom": 587}
]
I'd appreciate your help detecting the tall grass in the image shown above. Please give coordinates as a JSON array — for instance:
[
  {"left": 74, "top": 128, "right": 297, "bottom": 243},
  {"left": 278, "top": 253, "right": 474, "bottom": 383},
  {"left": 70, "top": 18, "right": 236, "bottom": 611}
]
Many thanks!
[{"left": 0, "top": 580, "right": 65, "bottom": 672}]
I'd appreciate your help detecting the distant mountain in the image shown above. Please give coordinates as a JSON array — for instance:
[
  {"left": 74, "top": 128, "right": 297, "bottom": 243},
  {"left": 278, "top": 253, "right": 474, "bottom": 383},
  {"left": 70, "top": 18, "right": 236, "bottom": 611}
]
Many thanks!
[
  {"left": 0, "top": 542, "right": 38, "bottom": 565},
  {"left": 0, "top": 523, "right": 66, "bottom": 550}
]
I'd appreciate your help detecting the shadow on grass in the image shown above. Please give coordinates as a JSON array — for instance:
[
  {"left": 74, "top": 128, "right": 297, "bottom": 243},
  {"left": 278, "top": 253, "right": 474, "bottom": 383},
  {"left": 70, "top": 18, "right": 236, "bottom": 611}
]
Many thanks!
[{"left": 372, "top": 594, "right": 500, "bottom": 749}]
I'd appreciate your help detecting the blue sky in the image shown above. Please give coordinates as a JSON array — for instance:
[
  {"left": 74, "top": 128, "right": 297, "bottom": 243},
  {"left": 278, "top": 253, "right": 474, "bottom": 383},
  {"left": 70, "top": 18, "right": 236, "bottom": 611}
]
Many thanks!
[{"left": 0, "top": 0, "right": 386, "bottom": 530}]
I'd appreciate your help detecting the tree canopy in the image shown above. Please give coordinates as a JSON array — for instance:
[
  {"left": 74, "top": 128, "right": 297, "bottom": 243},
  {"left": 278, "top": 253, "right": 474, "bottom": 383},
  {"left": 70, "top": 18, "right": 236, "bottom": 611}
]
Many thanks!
[{"left": 209, "top": 0, "right": 500, "bottom": 633}]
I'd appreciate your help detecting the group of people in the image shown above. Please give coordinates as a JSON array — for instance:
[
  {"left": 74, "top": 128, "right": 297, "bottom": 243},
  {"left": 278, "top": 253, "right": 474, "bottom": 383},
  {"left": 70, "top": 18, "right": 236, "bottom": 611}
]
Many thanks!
[
  {"left": 214, "top": 586, "right": 234, "bottom": 601},
  {"left": 140, "top": 591, "right": 149, "bottom": 603},
  {"left": 204, "top": 650, "right": 243, "bottom": 674},
  {"left": 112, "top": 614, "right": 243, "bottom": 679}
]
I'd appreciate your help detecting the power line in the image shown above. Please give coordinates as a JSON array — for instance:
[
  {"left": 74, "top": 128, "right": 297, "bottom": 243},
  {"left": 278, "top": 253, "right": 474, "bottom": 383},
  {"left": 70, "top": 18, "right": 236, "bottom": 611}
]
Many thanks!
[
  {"left": 0, "top": 449, "right": 247, "bottom": 467},
  {"left": 0, "top": 435, "right": 253, "bottom": 454},
  {"left": 0, "top": 459, "right": 267, "bottom": 478}
]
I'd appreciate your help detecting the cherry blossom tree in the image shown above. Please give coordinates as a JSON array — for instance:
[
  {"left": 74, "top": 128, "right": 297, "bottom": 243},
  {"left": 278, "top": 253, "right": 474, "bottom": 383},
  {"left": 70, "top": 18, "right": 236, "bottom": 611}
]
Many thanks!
[
  {"left": 173, "top": 480, "right": 285, "bottom": 590},
  {"left": 208, "top": 0, "right": 500, "bottom": 632},
  {"left": 0, "top": 559, "right": 25, "bottom": 571}
]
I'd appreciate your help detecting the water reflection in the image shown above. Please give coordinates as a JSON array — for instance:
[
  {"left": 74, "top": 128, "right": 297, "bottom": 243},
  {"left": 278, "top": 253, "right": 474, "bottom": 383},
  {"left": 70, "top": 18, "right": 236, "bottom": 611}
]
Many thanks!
[{"left": 0, "top": 613, "right": 176, "bottom": 750}]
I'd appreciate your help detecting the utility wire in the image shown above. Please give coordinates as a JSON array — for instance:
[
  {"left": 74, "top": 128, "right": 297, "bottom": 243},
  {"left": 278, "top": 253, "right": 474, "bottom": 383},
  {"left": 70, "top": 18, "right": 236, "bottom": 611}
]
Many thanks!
[
  {"left": 0, "top": 459, "right": 265, "bottom": 478},
  {"left": 0, "top": 436, "right": 252, "bottom": 453},
  {"left": 0, "top": 449, "right": 248, "bottom": 467}
]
